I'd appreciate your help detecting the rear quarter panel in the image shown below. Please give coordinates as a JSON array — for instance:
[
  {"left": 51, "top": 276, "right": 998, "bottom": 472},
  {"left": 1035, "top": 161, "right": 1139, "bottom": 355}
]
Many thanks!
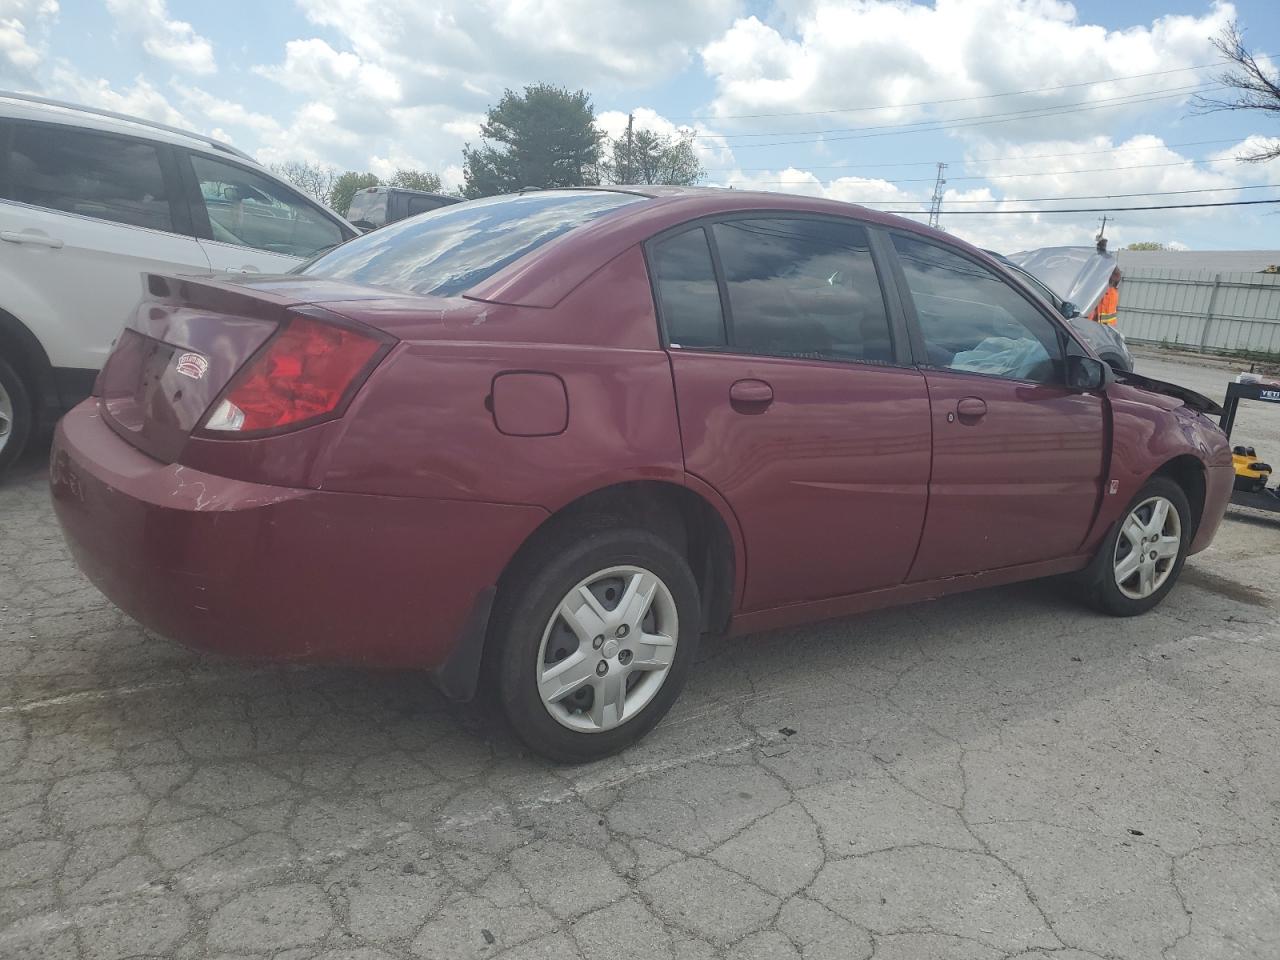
[{"left": 320, "top": 245, "right": 686, "bottom": 508}]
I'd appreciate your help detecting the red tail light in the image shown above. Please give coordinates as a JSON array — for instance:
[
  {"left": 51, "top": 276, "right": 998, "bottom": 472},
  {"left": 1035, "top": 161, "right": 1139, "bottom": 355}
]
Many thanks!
[{"left": 203, "top": 314, "right": 385, "bottom": 434}]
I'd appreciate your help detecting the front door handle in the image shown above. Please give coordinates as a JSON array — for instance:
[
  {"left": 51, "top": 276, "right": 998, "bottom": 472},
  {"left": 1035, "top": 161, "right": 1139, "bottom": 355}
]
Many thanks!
[
  {"left": 729, "top": 378, "right": 774, "bottom": 410},
  {"left": 223, "top": 265, "right": 261, "bottom": 275},
  {"left": 956, "top": 397, "right": 988, "bottom": 422},
  {"left": 0, "top": 230, "right": 64, "bottom": 249}
]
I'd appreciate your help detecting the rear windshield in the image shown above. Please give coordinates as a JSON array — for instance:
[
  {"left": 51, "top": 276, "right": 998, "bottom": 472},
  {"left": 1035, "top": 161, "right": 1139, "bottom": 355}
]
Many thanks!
[
  {"left": 299, "top": 191, "right": 644, "bottom": 297},
  {"left": 346, "top": 190, "right": 387, "bottom": 228}
]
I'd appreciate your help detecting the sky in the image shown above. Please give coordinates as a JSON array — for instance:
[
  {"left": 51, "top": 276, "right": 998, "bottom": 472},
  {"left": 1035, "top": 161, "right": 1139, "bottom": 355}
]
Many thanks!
[{"left": 2, "top": 0, "right": 1279, "bottom": 252}]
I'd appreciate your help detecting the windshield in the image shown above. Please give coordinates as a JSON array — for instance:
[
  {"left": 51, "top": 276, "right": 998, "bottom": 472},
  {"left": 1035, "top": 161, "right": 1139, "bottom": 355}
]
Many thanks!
[{"left": 299, "top": 191, "right": 645, "bottom": 297}]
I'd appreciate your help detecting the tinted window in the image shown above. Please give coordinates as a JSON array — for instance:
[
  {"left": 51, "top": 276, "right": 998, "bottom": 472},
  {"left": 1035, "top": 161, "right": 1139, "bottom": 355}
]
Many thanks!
[
  {"left": 6, "top": 123, "right": 173, "bottom": 231},
  {"left": 406, "top": 195, "right": 446, "bottom": 217},
  {"left": 301, "top": 191, "right": 644, "bottom": 297},
  {"left": 712, "top": 218, "right": 893, "bottom": 363},
  {"left": 893, "top": 235, "right": 1062, "bottom": 383},
  {"left": 649, "top": 227, "right": 726, "bottom": 348},
  {"left": 192, "top": 154, "right": 344, "bottom": 258},
  {"left": 347, "top": 190, "right": 386, "bottom": 227}
]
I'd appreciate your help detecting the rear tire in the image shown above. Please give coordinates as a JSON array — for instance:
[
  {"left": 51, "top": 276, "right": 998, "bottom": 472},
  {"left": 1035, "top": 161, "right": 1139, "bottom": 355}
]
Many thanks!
[
  {"left": 0, "top": 355, "right": 32, "bottom": 474},
  {"left": 1076, "top": 476, "right": 1191, "bottom": 617},
  {"left": 491, "top": 519, "right": 701, "bottom": 763}
]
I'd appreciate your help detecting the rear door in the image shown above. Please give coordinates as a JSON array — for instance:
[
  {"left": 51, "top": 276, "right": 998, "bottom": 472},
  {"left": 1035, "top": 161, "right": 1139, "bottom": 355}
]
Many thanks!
[
  {"left": 180, "top": 151, "right": 350, "bottom": 275},
  {"left": 652, "top": 216, "right": 932, "bottom": 612},
  {"left": 0, "top": 119, "right": 209, "bottom": 375},
  {"left": 887, "top": 232, "right": 1105, "bottom": 580}
]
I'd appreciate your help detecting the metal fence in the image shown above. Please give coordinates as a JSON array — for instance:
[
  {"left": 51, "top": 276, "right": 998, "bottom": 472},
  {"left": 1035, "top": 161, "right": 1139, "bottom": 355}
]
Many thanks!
[{"left": 1116, "top": 268, "right": 1280, "bottom": 357}]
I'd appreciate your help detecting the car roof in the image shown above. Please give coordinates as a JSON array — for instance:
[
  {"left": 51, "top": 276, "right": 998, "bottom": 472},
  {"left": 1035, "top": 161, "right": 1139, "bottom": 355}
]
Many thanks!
[
  {"left": 466, "top": 187, "right": 990, "bottom": 308},
  {"left": 0, "top": 89, "right": 257, "bottom": 163}
]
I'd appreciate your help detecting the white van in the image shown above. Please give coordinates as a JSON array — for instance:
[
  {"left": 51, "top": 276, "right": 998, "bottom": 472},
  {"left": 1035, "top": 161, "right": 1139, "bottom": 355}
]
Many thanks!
[{"left": 0, "top": 92, "right": 356, "bottom": 471}]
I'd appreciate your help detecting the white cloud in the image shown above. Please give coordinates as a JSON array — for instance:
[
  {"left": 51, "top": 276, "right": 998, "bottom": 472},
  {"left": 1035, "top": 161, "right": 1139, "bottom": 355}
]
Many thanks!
[
  {"left": 0, "top": 0, "right": 58, "bottom": 83},
  {"left": 105, "top": 0, "right": 216, "bottom": 75},
  {"left": 700, "top": 0, "right": 1233, "bottom": 139},
  {"left": 254, "top": 38, "right": 400, "bottom": 103},
  {"left": 292, "top": 0, "right": 740, "bottom": 96},
  {"left": 48, "top": 66, "right": 187, "bottom": 126}
]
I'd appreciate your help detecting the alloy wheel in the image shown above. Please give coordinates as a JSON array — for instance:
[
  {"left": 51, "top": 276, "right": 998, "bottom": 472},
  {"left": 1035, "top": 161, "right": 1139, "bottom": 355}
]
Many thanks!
[
  {"left": 536, "top": 565, "right": 679, "bottom": 733},
  {"left": 0, "top": 378, "right": 12, "bottom": 457},
  {"left": 1113, "top": 495, "right": 1181, "bottom": 600}
]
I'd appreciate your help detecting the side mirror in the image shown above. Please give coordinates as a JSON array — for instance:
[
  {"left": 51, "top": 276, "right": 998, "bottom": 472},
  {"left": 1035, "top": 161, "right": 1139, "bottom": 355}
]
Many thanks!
[
  {"left": 1060, "top": 301, "right": 1081, "bottom": 319},
  {"left": 1067, "top": 355, "right": 1112, "bottom": 391}
]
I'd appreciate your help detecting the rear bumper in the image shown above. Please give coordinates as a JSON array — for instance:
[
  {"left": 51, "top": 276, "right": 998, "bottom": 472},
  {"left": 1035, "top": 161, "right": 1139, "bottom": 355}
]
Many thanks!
[{"left": 50, "top": 401, "right": 547, "bottom": 671}]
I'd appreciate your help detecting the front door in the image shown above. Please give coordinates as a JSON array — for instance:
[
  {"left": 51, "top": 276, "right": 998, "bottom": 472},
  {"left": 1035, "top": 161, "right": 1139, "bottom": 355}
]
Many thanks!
[
  {"left": 649, "top": 217, "right": 932, "bottom": 612},
  {"left": 887, "top": 233, "right": 1106, "bottom": 581}
]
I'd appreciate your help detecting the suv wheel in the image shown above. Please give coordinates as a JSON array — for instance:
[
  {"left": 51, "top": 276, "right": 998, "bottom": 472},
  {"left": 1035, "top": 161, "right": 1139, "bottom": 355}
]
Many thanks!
[
  {"left": 493, "top": 520, "right": 701, "bottom": 763},
  {"left": 1077, "top": 476, "right": 1190, "bottom": 616},
  {"left": 0, "top": 356, "right": 32, "bottom": 473}
]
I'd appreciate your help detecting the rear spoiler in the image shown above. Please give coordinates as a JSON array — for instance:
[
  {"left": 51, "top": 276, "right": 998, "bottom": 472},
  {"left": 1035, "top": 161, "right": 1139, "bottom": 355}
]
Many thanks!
[{"left": 1113, "top": 370, "right": 1223, "bottom": 416}]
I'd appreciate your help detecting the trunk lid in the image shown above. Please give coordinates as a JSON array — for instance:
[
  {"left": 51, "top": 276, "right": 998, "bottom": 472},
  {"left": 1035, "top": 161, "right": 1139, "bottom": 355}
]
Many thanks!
[{"left": 97, "top": 274, "right": 424, "bottom": 462}]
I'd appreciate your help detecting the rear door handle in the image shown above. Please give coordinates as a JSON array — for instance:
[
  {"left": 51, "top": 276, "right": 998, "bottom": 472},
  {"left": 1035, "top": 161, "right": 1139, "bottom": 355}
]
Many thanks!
[
  {"left": 729, "top": 378, "right": 774, "bottom": 409},
  {"left": 956, "top": 397, "right": 988, "bottom": 421},
  {"left": 0, "top": 230, "right": 64, "bottom": 249},
  {"left": 223, "top": 265, "right": 261, "bottom": 275}
]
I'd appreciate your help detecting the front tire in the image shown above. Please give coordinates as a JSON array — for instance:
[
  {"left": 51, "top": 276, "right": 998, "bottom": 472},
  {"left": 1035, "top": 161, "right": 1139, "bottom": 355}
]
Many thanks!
[
  {"left": 1078, "top": 476, "right": 1191, "bottom": 617},
  {"left": 492, "top": 520, "right": 701, "bottom": 763},
  {"left": 0, "top": 355, "right": 33, "bottom": 474}
]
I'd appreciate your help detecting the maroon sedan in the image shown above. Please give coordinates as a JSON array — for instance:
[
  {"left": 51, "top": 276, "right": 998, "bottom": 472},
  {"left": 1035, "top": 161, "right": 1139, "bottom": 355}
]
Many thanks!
[{"left": 51, "top": 187, "right": 1232, "bottom": 761}]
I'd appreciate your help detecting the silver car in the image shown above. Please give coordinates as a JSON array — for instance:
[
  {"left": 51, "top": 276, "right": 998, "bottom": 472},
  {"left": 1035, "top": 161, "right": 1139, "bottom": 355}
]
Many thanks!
[{"left": 994, "top": 247, "right": 1135, "bottom": 373}]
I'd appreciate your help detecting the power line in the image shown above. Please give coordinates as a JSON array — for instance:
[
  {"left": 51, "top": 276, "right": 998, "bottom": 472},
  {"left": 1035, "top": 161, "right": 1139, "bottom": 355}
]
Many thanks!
[
  {"left": 694, "top": 86, "right": 1218, "bottom": 149},
  {"left": 698, "top": 137, "right": 1245, "bottom": 172},
  {"left": 855, "top": 198, "right": 1280, "bottom": 215},
  {"left": 853, "top": 183, "right": 1280, "bottom": 205},
  {"left": 714, "top": 155, "right": 1262, "bottom": 187},
  {"left": 666, "top": 61, "right": 1230, "bottom": 121},
  {"left": 700, "top": 82, "right": 1211, "bottom": 139}
]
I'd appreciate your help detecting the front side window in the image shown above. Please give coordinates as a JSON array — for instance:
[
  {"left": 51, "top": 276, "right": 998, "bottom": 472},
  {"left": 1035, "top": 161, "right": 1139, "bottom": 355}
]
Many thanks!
[
  {"left": 649, "top": 227, "right": 726, "bottom": 348},
  {"left": 5, "top": 123, "right": 173, "bottom": 231},
  {"left": 711, "top": 218, "right": 894, "bottom": 363},
  {"left": 191, "top": 154, "right": 344, "bottom": 259},
  {"left": 301, "top": 191, "right": 644, "bottom": 297},
  {"left": 892, "top": 234, "right": 1063, "bottom": 383}
]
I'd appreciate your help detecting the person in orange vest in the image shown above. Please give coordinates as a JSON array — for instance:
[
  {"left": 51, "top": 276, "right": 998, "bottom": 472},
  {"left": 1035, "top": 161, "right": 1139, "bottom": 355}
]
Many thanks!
[{"left": 1091, "top": 267, "right": 1121, "bottom": 325}]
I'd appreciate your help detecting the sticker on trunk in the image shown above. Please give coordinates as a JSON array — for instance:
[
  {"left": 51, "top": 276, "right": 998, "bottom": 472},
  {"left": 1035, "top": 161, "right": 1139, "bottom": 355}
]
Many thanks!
[{"left": 175, "top": 352, "right": 209, "bottom": 380}]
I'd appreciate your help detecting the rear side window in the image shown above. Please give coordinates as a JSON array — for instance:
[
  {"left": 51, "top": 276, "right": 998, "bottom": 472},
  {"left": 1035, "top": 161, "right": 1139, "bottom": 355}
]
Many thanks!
[
  {"left": 892, "top": 234, "right": 1063, "bottom": 383},
  {"left": 5, "top": 123, "right": 174, "bottom": 231},
  {"left": 711, "top": 218, "right": 894, "bottom": 363},
  {"left": 649, "top": 227, "right": 726, "bottom": 348},
  {"left": 301, "top": 191, "right": 644, "bottom": 297},
  {"left": 191, "top": 154, "right": 345, "bottom": 258},
  {"left": 406, "top": 195, "right": 446, "bottom": 217}
]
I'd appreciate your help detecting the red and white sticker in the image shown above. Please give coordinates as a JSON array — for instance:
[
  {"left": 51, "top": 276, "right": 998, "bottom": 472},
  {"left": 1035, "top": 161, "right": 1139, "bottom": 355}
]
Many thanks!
[{"left": 175, "top": 352, "right": 209, "bottom": 381}]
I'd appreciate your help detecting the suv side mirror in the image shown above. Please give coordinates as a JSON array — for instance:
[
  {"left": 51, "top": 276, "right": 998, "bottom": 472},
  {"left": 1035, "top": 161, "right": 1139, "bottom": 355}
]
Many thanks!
[
  {"left": 1060, "top": 301, "right": 1081, "bottom": 319},
  {"left": 1067, "top": 355, "right": 1112, "bottom": 391}
]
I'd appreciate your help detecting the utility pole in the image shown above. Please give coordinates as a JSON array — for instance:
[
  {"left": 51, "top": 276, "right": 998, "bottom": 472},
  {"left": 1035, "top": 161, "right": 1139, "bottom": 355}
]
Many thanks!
[
  {"left": 927, "top": 162, "right": 947, "bottom": 229},
  {"left": 624, "top": 113, "right": 634, "bottom": 185}
]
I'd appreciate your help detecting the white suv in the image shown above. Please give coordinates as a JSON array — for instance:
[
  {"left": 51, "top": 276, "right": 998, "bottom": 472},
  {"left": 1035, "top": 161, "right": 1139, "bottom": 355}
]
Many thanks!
[{"left": 0, "top": 92, "right": 356, "bottom": 471}]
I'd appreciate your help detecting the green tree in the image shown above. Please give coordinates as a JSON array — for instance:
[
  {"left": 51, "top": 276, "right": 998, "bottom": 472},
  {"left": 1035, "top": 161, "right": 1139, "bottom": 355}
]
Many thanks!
[
  {"left": 330, "top": 171, "right": 382, "bottom": 218},
  {"left": 462, "top": 84, "right": 604, "bottom": 198},
  {"left": 607, "top": 127, "right": 703, "bottom": 186},
  {"left": 389, "top": 169, "right": 443, "bottom": 193},
  {"left": 1124, "top": 242, "right": 1166, "bottom": 251}
]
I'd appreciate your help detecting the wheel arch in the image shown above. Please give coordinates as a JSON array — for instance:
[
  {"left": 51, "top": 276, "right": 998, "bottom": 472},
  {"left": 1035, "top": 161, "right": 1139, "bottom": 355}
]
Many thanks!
[
  {"left": 1153, "top": 453, "right": 1207, "bottom": 540},
  {"left": 0, "top": 306, "right": 58, "bottom": 427},
  {"left": 502, "top": 479, "right": 741, "bottom": 638}
]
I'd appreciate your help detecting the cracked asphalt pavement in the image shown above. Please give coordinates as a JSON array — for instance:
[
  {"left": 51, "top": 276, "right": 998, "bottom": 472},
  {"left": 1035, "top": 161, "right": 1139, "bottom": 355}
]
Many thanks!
[{"left": 2, "top": 359, "right": 1279, "bottom": 960}]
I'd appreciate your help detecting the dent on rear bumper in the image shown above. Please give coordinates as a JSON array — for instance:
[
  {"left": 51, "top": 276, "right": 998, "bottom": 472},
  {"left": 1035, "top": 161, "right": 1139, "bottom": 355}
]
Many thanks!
[{"left": 50, "top": 401, "right": 548, "bottom": 669}]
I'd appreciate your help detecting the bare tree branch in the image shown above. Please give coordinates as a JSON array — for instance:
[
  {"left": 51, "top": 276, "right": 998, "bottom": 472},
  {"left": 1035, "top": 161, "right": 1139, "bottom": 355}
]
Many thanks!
[{"left": 1193, "top": 21, "right": 1280, "bottom": 162}]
